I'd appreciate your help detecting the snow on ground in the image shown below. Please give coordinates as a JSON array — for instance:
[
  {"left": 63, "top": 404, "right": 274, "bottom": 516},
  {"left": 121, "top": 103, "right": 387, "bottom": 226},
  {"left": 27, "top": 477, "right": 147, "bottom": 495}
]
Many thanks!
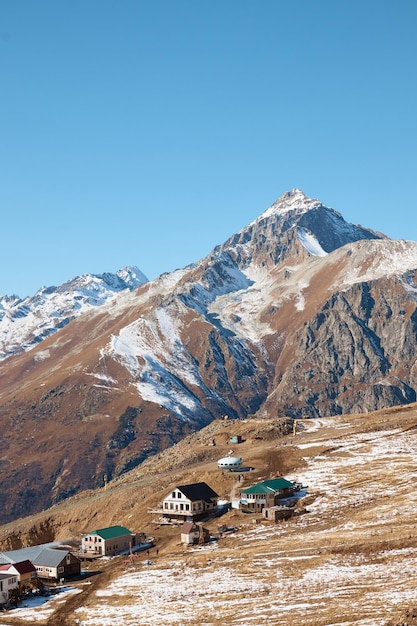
[
  {"left": 70, "top": 418, "right": 417, "bottom": 625},
  {"left": 5, "top": 587, "right": 81, "bottom": 623}
]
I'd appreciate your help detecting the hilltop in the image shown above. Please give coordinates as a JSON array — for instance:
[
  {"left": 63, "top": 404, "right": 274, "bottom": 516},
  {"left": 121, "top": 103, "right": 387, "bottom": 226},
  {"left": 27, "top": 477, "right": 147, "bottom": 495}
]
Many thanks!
[{"left": 1, "top": 404, "right": 417, "bottom": 625}]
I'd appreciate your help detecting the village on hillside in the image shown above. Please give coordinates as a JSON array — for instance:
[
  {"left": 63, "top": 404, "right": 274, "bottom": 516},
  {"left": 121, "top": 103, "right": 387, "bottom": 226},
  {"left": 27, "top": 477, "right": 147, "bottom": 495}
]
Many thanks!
[{"left": 0, "top": 420, "right": 306, "bottom": 613}]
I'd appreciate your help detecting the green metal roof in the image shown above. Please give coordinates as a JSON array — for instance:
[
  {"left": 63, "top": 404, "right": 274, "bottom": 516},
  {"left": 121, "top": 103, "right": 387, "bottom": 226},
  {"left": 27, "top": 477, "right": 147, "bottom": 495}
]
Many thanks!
[
  {"left": 240, "top": 477, "right": 294, "bottom": 495},
  {"left": 89, "top": 525, "right": 132, "bottom": 540}
]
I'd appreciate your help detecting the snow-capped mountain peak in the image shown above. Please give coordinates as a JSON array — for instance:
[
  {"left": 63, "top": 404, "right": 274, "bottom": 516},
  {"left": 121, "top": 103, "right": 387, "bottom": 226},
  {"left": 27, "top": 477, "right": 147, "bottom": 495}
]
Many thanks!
[
  {"left": 256, "top": 188, "right": 322, "bottom": 222},
  {"left": 0, "top": 265, "right": 148, "bottom": 360},
  {"left": 115, "top": 265, "right": 148, "bottom": 288}
]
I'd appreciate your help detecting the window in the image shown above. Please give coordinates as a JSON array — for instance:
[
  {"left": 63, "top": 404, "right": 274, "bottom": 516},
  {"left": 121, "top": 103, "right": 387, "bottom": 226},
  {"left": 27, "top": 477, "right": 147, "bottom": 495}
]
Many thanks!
[
  {"left": 172, "top": 492, "right": 176, "bottom": 498},
  {"left": 177, "top": 492, "right": 181, "bottom": 498}
]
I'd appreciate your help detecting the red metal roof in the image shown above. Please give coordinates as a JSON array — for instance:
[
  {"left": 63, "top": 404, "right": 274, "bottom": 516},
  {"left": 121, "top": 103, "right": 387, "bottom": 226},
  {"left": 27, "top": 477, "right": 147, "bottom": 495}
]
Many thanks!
[{"left": 0, "top": 559, "right": 36, "bottom": 574}]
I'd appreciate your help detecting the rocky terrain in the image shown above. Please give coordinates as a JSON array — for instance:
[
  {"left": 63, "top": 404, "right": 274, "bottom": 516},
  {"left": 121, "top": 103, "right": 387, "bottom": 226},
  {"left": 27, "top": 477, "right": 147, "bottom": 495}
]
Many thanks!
[
  {"left": 1, "top": 404, "right": 417, "bottom": 625},
  {"left": 0, "top": 265, "right": 148, "bottom": 360},
  {"left": 2, "top": 188, "right": 417, "bottom": 524}
]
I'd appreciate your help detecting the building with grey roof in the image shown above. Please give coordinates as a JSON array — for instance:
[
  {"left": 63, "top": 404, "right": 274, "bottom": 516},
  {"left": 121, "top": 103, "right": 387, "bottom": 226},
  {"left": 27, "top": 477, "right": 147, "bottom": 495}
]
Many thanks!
[{"left": 0, "top": 546, "right": 80, "bottom": 581}]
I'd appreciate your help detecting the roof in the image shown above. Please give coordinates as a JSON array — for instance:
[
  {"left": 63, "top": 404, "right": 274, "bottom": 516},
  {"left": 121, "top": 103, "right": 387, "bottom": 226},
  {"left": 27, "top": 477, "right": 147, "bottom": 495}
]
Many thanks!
[
  {"left": 0, "top": 559, "right": 35, "bottom": 575},
  {"left": 217, "top": 457, "right": 242, "bottom": 465},
  {"left": 35, "top": 548, "right": 71, "bottom": 568},
  {"left": 180, "top": 522, "right": 197, "bottom": 534},
  {"left": 0, "top": 547, "right": 73, "bottom": 568},
  {"left": 0, "top": 547, "right": 44, "bottom": 565},
  {"left": 87, "top": 525, "right": 132, "bottom": 540},
  {"left": 240, "top": 477, "right": 295, "bottom": 495},
  {"left": 176, "top": 482, "right": 219, "bottom": 502}
]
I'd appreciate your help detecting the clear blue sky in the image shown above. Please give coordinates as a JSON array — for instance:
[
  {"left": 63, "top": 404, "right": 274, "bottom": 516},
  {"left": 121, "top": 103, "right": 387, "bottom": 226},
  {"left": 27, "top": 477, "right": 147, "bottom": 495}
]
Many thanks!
[{"left": 1, "top": 0, "right": 416, "bottom": 297}]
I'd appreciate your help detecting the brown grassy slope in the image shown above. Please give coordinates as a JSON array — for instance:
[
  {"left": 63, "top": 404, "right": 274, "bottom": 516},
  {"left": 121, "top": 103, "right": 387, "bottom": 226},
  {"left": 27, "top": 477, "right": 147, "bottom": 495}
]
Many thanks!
[
  {"left": 0, "top": 416, "right": 293, "bottom": 549},
  {"left": 2, "top": 406, "right": 417, "bottom": 625}
]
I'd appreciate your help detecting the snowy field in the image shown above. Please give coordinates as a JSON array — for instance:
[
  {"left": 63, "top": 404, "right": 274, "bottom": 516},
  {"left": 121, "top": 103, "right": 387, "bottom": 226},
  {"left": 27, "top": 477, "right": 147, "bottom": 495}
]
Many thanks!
[{"left": 73, "top": 418, "right": 417, "bottom": 625}]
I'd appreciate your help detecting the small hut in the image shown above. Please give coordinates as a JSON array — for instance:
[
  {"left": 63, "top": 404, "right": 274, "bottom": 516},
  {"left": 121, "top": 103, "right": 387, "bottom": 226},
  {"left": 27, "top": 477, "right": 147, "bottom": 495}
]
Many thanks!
[
  {"left": 263, "top": 505, "right": 294, "bottom": 522},
  {"left": 180, "top": 522, "right": 210, "bottom": 545}
]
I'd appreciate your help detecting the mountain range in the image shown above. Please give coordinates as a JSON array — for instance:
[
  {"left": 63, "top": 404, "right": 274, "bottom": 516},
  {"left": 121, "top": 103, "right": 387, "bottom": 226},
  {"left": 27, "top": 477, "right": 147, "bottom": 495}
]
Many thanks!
[{"left": 2, "top": 188, "right": 417, "bottom": 524}]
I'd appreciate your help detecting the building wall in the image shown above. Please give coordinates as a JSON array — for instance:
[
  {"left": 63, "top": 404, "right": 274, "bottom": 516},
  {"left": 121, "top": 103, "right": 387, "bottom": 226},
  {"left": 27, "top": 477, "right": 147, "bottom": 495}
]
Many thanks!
[
  {"left": 163, "top": 494, "right": 193, "bottom": 514},
  {"left": 82, "top": 534, "right": 104, "bottom": 554},
  {"left": 36, "top": 554, "right": 80, "bottom": 581},
  {"left": 103, "top": 535, "right": 132, "bottom": 556},
  {"left": 181, "top": 531, "right": 199, "bottom": 545},
  {"left": 240, "top": 492, "right": 275, "bottom": 512},
  {"left": 35, "top": 565, "right": 58, "bottom": 580},
  {"left": 82, "top": 533, "right": 143, "bottom": 556},
  {"left": 0, "top": 575, "right": 17, "bottom": 595},
  {"left": 0, "top": 575, "right": 18, "bottom": 604}
]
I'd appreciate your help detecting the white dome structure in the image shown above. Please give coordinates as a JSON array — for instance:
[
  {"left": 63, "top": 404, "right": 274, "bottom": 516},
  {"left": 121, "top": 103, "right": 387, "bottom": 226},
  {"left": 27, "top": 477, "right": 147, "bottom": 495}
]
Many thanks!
[{"left": 217, "top": 456, "right": 243, "bottom": 470}]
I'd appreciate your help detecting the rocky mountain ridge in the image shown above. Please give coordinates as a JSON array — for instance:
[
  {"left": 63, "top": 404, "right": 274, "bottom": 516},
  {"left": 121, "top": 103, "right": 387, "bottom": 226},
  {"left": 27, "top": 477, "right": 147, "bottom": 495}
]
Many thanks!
[
  {"left": 0, "top": 265, "right": 148, "bottom": 360},
  {"left": 1, "top": 188, "right": 417, "bottom": 524}
]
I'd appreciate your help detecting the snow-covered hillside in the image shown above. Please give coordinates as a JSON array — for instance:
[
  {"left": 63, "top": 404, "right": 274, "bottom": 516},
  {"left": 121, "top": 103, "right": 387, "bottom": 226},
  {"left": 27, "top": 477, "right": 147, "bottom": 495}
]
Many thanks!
[{"left": 0, "top": 265, "right": 147, "bottom": 360}]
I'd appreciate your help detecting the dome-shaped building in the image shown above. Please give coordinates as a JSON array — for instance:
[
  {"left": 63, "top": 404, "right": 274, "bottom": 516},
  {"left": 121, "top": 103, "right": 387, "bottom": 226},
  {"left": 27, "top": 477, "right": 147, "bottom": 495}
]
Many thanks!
[{"left": 217, "top": 456, "right": 243, "bottom": 470}]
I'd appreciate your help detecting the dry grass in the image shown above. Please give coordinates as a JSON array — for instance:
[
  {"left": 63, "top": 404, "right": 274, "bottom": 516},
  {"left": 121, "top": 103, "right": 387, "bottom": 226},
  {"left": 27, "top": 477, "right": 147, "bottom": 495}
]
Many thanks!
[{"left": 3, "top": 408, "right": 417, "bottom": 625}]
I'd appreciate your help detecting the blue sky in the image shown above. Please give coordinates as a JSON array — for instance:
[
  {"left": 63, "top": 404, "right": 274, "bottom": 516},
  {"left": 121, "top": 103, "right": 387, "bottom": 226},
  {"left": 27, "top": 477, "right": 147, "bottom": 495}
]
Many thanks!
[{"left": 1, "top": 0, "right": 416, "bottom": 297}]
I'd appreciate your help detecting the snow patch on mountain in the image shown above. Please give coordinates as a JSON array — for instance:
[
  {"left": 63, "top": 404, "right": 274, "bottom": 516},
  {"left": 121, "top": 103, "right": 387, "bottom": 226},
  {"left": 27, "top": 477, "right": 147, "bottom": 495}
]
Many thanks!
[
  {"left": 297, "top": 228, "right": 328, "bottom": 257},
  {"left": 341, "top": 240, "right": 417, "bottom": 287},
  {"left": 399, "top": 274, "right": 417, "bottom": 302},
  {"left": 207, "top": 262, "right": 275, "bottom": 343},
  {"left": 108, "top": 305, "right": 211, "bottom": 420}
]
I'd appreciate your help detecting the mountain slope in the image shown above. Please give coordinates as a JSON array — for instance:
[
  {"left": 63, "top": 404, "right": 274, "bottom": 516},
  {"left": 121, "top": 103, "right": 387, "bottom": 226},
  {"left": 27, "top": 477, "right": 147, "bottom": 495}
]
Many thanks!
[
  {"left": 1, "top": 406, "right": 417, "bottom": 626},
  {"left": 0, "top": 265, "right": 148, "bottom": 360},
  {"left": 1, "top": 189, "right": 417, "bottom": 524}
]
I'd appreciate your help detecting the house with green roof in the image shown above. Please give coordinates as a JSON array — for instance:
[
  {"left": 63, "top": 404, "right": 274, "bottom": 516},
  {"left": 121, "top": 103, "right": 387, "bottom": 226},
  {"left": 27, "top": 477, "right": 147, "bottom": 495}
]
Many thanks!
[
  {"left": 81, "top": 525, "right": 146, "bottom": 557},
  {"left": 239, "top": 477, "right": 296, "bottom": 513}
]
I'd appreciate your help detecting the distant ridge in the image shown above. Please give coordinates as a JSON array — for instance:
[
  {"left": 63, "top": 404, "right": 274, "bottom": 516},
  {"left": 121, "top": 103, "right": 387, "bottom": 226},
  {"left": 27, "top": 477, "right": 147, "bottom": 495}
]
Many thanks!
[{"left": 0, "top": 265, "right": 148, "bottom": 360}]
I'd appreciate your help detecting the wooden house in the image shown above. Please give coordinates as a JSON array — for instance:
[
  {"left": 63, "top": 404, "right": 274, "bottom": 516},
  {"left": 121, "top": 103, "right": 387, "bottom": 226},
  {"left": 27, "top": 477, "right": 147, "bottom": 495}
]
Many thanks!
[
  {"left": 0, "top": 560, "right": 37, "bottom": 584},
  {"left": 162, "top": 482, "right": 219, "bottom": 522},
  {"left": 239, "top": 477, "right": 296, "bottom": 513},
  {"left": 81, "top": 525, "right": 146, "bottom": 557},
  {"left": 180, "top": 521, "right": 210, "bottom": 545}
]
